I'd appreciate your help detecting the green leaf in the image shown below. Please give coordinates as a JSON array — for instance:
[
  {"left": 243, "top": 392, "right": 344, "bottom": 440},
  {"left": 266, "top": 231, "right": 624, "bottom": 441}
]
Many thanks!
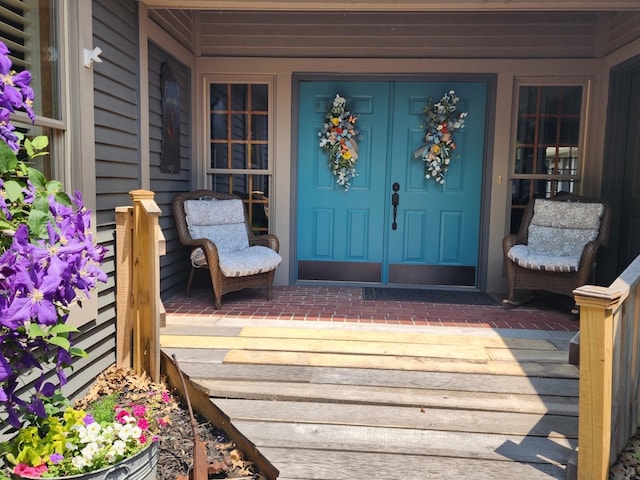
[
  {"left": 27, "top": 208, "right": 51, "bottom": 239},
  {"left": 28, "top": 323, "right": 47, "bottom": 338},
  {"left": 30, "top": 135, "right": 49, "bottom": 151},
  {"left": 0, "top": 142, "right": 18, "bottom": 174},
  {"left": 54, "top": 191, "right": 72, "bottom": 206},
  {"left": 50, "top": 324, "right": 80, "bottom": 335},
  {"left": 69, "top": 347, "right": 88, "bottom": 358},
  {"left": 28, "top": 166, "right": 46, "bottom": 189},
  {"left": 3, "top": 179, "right": 23, "bottom": 202},
  {"left": 46, "top": 335, "right": 71, "bottom": 351},
  {"left": 23, "top": 138, "right": 34, "bottom": 157},
  {"left": 45, "top": 179, "right": 63, "bottom": 194}
]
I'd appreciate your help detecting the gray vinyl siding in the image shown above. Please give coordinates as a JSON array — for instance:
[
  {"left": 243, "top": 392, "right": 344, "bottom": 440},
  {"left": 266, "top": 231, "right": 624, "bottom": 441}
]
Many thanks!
[
  {"left": 148, "top": 9, "right": 640, "bottom": 60},
  {"left": 64, "top": 0, "right": 141, "bottom": 397},
  {"left": 605, "top": 12, "right": 640, "bottom": 55},
  {"left": 148, "top": 9, "right": 195, "bottom": 52},
  {"left": 148, "top": 42, "right": 192, "bottom": 298},
  {"left": 196, "top": 11, "right": 600, "bottom": 59}
]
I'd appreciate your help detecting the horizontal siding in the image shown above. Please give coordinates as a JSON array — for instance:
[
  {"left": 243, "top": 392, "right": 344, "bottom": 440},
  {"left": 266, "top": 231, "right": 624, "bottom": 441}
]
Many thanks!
[
  {"left": 606, "top": 12, "right": 640, "bottom": 54},
  {"left": 149, "top": 8, "right": 195, "bottom": 51},
  {"left": 194, "top": 11, "right": 599, "bottom": 58},
  {"left": 86, "top": 0, "right": 140, "bottom": 400},
  {"left": 148, "top": 41, "right": 193, "bottom": 299}
]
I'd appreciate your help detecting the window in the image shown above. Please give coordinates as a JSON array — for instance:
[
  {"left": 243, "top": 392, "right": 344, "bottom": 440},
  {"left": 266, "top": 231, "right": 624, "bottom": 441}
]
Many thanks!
[
  {"left": 510, "top": 84, "right": 584, "bottom": 233},
  {"left": 208, "top": 82, "right": 271, "bottom": 234},
  {"left": 0, "top": 0, "right": 61, "bottom": 179}
]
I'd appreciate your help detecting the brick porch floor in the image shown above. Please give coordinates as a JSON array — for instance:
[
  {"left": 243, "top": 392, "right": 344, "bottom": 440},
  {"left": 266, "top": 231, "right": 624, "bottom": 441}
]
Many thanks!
[{"left": 164, "top": 285, "right": 580, "bottom": 332}]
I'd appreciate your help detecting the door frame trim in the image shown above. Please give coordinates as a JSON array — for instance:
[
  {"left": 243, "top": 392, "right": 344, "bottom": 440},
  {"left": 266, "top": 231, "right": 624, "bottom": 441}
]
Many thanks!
[{"left": 290, "top": 73, "right": 497, "bottom": 291}]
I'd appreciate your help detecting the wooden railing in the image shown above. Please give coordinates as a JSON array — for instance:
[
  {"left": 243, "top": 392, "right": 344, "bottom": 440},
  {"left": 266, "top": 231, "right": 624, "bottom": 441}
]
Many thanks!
[
  {"left": 115, "top": 189, "right": 166, "bottom": 382},
  {"left": 573, "top": 254, "right": 640, "bottom": 479}
]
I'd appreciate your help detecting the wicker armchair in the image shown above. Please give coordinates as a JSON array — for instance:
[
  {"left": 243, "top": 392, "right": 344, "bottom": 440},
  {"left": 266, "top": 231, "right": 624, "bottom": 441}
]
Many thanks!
[
  {"left": 172, "top": 190, "right": 281, "bottom": 309},
  {"left": 502, "top": 193, "right": 611, "bottom": 307}
]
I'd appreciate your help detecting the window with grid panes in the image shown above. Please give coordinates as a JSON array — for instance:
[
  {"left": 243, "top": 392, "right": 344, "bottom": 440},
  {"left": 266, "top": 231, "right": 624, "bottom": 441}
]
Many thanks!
[
  {"left": 510, "top": 85, "right": 583, "bottom": 233},
  {"left": 209, "top": 83, "right": 270, "bottom": 234},
  {"left": 0, "top": 0, "right": 61, "bottom": 179}
]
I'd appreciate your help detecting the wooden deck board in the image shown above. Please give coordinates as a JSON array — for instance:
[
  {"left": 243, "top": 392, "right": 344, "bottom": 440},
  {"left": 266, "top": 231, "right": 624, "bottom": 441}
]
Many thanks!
[
  {"left": 222, "top": 349, "right": 579, "bottom": 378},
  {"left": 263, "top": 448, "right": 568, "bottom": 480},
  {"left": 231, "top": 420, "right": 576, "bottom": 464},
  {"left": 160, "top": 320, "right": 579, "bottom": 479},
  {"left": 160, "top": 334, "right": 491, "bottom": 360},
  {"left": 171, "top": 361, "right": 578, "bottom": 396},
  {"left": 213, "top": 399, "right": 578, "bottom": 438},
  {"left": 197, "top": 379, "right": 577, "bottom": 415}
]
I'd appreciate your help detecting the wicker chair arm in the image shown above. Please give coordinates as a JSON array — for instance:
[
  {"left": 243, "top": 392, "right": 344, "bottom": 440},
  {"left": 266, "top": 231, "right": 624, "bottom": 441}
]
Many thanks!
[
  {"left": 577, "top": 240, "right": 600, "bottom": 272},
  {"left": 503, "top": 233, "right": 525, "bottom": 254},
  {"left": 185, "top": 237, "right": 221, "bottom": 268},
  {"left": 250, "top": 233, "right": 280, "bottom": 252}
]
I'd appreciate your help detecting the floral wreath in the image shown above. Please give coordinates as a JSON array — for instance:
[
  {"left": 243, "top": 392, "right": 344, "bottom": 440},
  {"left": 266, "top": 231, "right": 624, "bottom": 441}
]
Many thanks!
[
  {"left": 413, "top": 90, "right": 468, "bottom": 185},
  {"left": 318, "top": 94, "right": 359, "bottom": 190}
]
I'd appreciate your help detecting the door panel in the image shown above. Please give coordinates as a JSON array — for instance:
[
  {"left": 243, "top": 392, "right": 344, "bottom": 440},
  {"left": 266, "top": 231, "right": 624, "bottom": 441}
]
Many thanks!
[
  {"left": 386, "top": 81, "right": 487, "bottom": 285},
  {"left": 297, "top": 80, "right": 487, "bottom": 286},
  {"left": 297, "top": 82, "right": 390, "bottom": 281}
]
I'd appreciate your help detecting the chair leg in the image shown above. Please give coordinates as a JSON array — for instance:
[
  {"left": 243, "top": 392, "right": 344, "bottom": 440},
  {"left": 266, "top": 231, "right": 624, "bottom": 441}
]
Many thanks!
[{"left": 186, "top": 267, "right": 195, "bottom": 297}]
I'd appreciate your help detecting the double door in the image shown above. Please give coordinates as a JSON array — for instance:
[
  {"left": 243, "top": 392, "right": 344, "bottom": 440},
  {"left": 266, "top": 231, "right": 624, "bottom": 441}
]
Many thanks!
[{"left": 297, "top": 80, "right": 487, "bottom": 286}]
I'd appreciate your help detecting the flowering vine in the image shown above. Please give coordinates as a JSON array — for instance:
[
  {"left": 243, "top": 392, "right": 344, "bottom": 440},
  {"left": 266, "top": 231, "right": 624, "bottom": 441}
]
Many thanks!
[
  {"left": 0, "top": 40, "right": 107, "bottom": 430},
  {"left": 413, "top": 90, "right": 468, "bottom": 185},
  {"left": 318, "top": 94, "right": 359, "bottom": 190}
]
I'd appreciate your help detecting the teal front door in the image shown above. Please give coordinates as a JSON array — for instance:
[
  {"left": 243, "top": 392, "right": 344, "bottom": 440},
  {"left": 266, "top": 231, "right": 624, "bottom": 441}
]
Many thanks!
[{"left": 297, "top": 80, "right": 488, "bottom": 286}]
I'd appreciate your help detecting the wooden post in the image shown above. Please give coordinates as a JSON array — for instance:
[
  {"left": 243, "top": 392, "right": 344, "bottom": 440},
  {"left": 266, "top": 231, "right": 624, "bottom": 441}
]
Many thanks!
[
  {"left": 574, "top": 285, "right": 622, "bottom": 480},
  {"left": 115, "top": 206, "right": 134, "bottom": 367},
  {"left": 130, "top": 189, "right": 163, "bottom": 381}
]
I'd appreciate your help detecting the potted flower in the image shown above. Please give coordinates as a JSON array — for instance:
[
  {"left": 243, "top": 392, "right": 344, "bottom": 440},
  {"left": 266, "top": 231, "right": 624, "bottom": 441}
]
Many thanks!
[
  {"left": 2, "top": 365, "right": 173, "bottom": 480},
  {"left": 0, "top": 40, "right": 164, "bottom": 479}
]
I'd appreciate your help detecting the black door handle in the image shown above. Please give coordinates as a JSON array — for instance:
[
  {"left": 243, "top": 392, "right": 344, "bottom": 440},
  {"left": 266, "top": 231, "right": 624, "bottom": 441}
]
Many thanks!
[{"left": 391, "top": 182, "right": 400, "bottom": 230}]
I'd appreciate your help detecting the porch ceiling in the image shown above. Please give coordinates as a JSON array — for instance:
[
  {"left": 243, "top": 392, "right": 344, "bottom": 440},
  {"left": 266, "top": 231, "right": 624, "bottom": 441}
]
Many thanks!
[{"left": 141, "top": 0, "right": 640, "bottom": 12}]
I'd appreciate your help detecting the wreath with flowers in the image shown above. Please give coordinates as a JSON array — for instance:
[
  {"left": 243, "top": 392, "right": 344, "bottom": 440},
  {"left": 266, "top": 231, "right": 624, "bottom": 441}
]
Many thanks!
[
  {"left": 413, "top": 90, "right": 468, "bottom": 185},
  {"left": 318, "top": 94, "right": 359, "bottom": 190}
]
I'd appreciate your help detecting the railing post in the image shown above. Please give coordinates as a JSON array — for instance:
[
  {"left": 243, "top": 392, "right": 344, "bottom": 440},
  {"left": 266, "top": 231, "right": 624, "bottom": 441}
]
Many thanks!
[
  {"left": 115, "top": 206, "right": 134, "bottom": 368},
  {"left": 130, "top": 189, "right": 164, "bottom": 382},
  {"left": 573, "top": 285, "right": 622, "bottom": 480}
]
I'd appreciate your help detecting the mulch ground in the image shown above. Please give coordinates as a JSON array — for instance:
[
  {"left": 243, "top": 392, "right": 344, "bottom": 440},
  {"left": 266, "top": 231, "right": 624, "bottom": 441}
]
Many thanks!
[{"left": 80, "top": 366, "right": 265, "bottom": 480}]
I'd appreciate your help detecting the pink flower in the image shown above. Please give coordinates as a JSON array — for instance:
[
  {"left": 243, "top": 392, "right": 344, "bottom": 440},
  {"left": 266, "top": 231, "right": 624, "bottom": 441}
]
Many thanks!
[
  {"left": 14, "top": 463, "right": 48, "bottom": 477},
  {"left": 139, "top": 433, "right": 147, "bottom": 444},
  {"left": 158, "top": 417, "right": 167, "bottom": 427},
  {"left": 137, "top": 417, "right": 149, "bottom": 430},
  {"left": 115, "top": 409, "right": 129, "bottom": 423},
  {"left": 132, "top": 404, "right": 146, "bottom": 418},
  {"left": 161, "top": 391, "right": 170, "bottom": 403}
]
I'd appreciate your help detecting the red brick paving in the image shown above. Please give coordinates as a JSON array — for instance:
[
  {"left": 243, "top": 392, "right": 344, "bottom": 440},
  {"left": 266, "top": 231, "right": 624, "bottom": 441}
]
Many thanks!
[{"left": 164, "top": 285, "right": 579, "bottom": 332}]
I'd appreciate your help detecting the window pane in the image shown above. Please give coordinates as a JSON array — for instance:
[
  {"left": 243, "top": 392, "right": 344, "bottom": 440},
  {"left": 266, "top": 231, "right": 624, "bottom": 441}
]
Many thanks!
[
  {"left": 251, "top": 114, "right": 268, "bottom": 141},
  {"left": 211, "top": 143, "right": 228, "bottom": 169},
  {"left": 511, "top": 85, "right": 582, "bottom": 232},
  {"left": 230, "top": 114, "right": 248, "bottom": 140},
  {"left": 251, "top": 84, "right": 268, "bottom": 111},
  {"left": 231, "top": 84, "right": 247, "bottom": 111},
  {"left": 0, "top": 1, "right": 60, "bottom": 120},
  {"left": 13, "top": 121, "right": 54, "bottom": 179},
  {"left": 211, "top": 113, "right": 228, "bottom": 140},
  {"left": 251, "top": 144, "right": 268, "bottom": 170},
  {"left": 209, "top": 83, "right": 271, "bottom": 231},
  {"left": 231, "top": 143, "right": 247, "bottom": 169},
  {"left": 211, "top": 84, "right": 228, "bottom": 110}
]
